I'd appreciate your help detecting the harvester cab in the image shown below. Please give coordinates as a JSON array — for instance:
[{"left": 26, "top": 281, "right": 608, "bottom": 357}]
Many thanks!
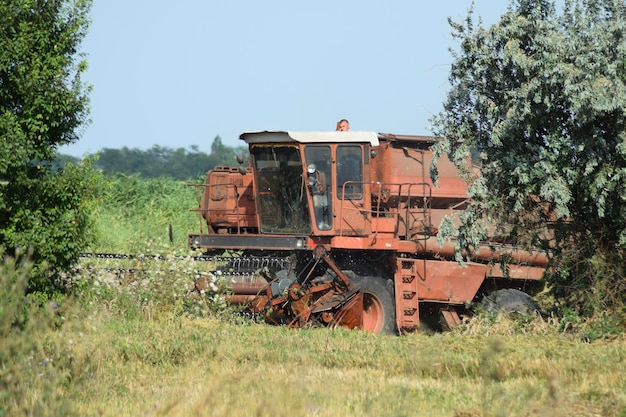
[{"left": 241, "top": 130, "right": 378, "bottom": 237}]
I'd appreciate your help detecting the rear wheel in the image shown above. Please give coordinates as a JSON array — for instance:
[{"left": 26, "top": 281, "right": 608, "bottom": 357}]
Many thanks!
[
  {"left": 352, "top": 276, "right": 396, "bottom": 334},
  {"left": 481, "top": 288, "right": 539, "bottom": 316}
]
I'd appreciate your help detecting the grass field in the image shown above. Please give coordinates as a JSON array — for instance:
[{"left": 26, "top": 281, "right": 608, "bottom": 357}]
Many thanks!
[
  {"left": 7, "top": 301, "right": 626, "bottom": 417},
  {"left": 5, "top": 254, "right": 625, "bottom": 417},
  {"left": 3, "top": 175, "right": 625, "bottom": 416}
]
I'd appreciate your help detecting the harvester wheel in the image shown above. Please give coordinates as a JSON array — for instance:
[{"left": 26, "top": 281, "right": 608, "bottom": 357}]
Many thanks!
[
  {"left": 481, "top": 288, "right": 539, "bottom": 316},
  {"left": 352, "top": 276, "right": 396, "bottom": 335}
]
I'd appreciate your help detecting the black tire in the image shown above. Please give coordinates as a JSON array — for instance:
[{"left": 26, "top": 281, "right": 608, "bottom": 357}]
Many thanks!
[
  {"left": 351, "top": 276, "right": 396, "bottom": 335},
  {"left": 481, "top": 288, "right": 539, "bottom": 316}
]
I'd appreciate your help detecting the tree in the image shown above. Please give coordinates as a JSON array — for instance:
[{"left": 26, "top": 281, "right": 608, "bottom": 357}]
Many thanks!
[
  {"left": 431, "top": 0, "right": 626, "bottom": 315},
  {"left": 208, "top": 135, "right": 247, "bottom": 168},
  {"left": 0, "top": 0, "right": 98, "bottom": 297},
  {"left": 92, "top": 136, "right": 249, "bottom": 180}
]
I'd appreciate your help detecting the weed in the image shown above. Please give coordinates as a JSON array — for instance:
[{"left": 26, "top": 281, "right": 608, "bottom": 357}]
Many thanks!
[{"left": 0, "top": 252, "right": 91, "bottom": 417}]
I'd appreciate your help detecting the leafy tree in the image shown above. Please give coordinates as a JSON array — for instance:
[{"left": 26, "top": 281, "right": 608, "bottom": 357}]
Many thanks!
[
  {"left": 92, "top": 136, "right": 248, "bottom": 180},
  {"left": 55, "top": 152, "right": 80, "bottom": 168},
  {"left": 431, "top": 0, "right": 626, "bottom": 315},
  {"left": 0, "top": 0, "right": 98, "bottom": 297}
]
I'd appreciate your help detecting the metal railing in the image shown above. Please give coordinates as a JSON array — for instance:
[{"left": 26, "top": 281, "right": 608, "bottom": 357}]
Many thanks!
[{"left": 337, "top": 180, "right": 433, "bottom": 242}]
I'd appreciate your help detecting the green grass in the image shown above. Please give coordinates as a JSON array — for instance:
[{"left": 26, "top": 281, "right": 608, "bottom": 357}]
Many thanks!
[{"left": 89, "top": 174, "right": 200, "bottom": 253}]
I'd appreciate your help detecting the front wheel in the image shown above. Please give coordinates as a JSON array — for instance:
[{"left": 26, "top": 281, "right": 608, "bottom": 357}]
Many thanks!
[{"left": 352, "top": 276, "right": 396, "bottom": 335}]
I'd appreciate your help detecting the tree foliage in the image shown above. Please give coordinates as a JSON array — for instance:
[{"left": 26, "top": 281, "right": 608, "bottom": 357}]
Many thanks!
[
  {"left": 91, "top": 136, "right": 248, "bottom": 180},
  {"left": 431, "top": 0, "right": 626, "bottom": 315},
  {"left": 0, "top": 0, "right": 99, "bottom": 297}
]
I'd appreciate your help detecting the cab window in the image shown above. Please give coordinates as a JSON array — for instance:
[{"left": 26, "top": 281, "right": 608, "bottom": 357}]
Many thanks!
[{"left": 336, "top": 145, "right": 362, "bottom": 200}]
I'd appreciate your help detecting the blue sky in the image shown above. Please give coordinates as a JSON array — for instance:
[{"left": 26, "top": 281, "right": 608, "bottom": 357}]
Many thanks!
[{"left": 60, "top": 1, "right": 511, "bottom": 157}]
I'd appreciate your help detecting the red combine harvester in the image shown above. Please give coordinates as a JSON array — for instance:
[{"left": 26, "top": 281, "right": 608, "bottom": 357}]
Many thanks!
[{"left": 189, "top": 131, "right": 548, "bottom": 334}]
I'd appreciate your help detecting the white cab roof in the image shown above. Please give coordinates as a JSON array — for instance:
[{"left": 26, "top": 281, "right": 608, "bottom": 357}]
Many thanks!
[{"left": 239, "top": 130, "right": 380, "bottom": 146}]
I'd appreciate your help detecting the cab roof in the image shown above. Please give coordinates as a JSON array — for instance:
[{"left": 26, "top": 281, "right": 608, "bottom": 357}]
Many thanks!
[{"left": 239, "top": 131, "right": 380, "bottom": 146}]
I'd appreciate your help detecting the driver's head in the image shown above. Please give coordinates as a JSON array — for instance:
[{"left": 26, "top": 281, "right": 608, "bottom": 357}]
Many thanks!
[{"left": 336, "top": 119, "right": 350, "bottom": 131}]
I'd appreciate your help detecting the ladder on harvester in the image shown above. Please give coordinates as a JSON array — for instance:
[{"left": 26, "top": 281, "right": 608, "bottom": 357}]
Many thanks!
[{"left": 394, "top": 258, "right": 421, "bottom": 331}]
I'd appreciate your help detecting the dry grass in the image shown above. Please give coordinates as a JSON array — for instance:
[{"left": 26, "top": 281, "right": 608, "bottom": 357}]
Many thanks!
[
  {"left": 3, "top": 261, "right": 625, "bottom": 417},
  {"left": 4, "top": 250, "right": 625, "bottom": 417},
  {"left": 33, "top": 312, "right": 625, "bottom": 417}
]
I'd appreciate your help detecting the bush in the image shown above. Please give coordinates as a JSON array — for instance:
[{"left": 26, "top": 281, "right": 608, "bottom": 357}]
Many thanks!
[{"left": 0, "top": 250, "right": 81, "bottom": 417}]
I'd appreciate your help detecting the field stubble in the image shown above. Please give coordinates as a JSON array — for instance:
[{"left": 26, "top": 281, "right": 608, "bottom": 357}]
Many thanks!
[
  {"left": 3, "top": 252, "right": 626, "bottom": 417},
  {"left": 25, "top": 245, "right": 626, "bottom": 417},
  {"left": 51, "top": 309, "right": 626, "bottom": 417}
]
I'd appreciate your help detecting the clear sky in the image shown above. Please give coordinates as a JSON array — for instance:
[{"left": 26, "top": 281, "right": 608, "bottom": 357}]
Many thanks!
[{"left": 59, "top": 0, "right": 511, "bottom": 157}]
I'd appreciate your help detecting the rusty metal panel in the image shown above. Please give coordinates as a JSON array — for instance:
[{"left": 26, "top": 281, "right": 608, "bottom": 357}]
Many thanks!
[
  {"left": 202, "top": 167, "right": 256, "bottom": 232},
  {"left": 416, "top": 260, "right": 486, "bottom": 303},
  {"left": 440, "top": 307, "right": 462, "bottom": 328},
  {"left": 373, "top": 142, "right": 468, "bottom": 201},
  {"left": 487, "top": 264, "right": 545, "bottom": 280}
]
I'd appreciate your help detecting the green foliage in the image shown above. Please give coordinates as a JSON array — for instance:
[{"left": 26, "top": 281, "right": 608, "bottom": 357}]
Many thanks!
[
  {"left": 0, "top": 0, "right": 92, "bottom": 164},
  {"left": 0, "top": 251, "right": 86, "bottom": 417},
  {"left": 54, "top": 151, "right": 80, "bottom": 168},
  {"left": 71, "top": 173, "right": 237, "bottom": 320},
  {"left": 551, "top": 237, "right": 626, "bottom": 318},
  {"left": 0, "top": 0, "right": 98, "bottom": 297},
  {"left": 73, "top": 172, "right": 235, "bottom": 320},
  {"left": 90, "top": 174, "right": 198, "bottom": 253},
  {"left": 73, "top": 250, "right": 236, "bottom": 324},
  {"left": 88, "top": 136, "right": 249, "bottom": 180},
  {"left": 431, "top": 0, "right": 626, "bottom": 315},
  {"left": 1, "top": 158, "right": 103, "bottom": 296}
]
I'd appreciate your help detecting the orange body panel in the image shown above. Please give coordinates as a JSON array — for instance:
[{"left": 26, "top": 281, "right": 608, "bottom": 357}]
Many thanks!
[
  {"left": 415, "top": 260, "right": 488, "bottom": 302},
  {"left": 195, "top": 167, "right": 257, "bottom": 233},
  {"left": 371, "top": 139, "right": 469, "bottom": 204}
]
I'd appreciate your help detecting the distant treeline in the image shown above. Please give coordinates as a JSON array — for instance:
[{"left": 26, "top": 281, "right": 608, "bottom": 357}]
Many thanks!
[{"left": 57, "top": 136, "right": 248, "bottom": 180}]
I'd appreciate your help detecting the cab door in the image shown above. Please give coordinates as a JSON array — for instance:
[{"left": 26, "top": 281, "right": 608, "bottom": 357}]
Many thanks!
[{"left": 336, "top": 144, "right": 370, "bottom": 236}]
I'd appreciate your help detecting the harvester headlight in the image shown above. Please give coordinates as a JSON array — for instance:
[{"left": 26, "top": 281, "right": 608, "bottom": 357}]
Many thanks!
[{"left": 296, "top": 238, "right": 305, "bottom": 248}]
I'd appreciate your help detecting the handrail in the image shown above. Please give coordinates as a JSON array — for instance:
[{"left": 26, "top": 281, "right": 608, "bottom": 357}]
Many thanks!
[{"left": 338, "top": 180, "right": 434, "bottom": 241}]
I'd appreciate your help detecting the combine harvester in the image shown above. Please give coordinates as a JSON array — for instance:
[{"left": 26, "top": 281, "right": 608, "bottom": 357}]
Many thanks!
[{"left": 189, "top": 131, "right": 548, "bottom": 334}]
